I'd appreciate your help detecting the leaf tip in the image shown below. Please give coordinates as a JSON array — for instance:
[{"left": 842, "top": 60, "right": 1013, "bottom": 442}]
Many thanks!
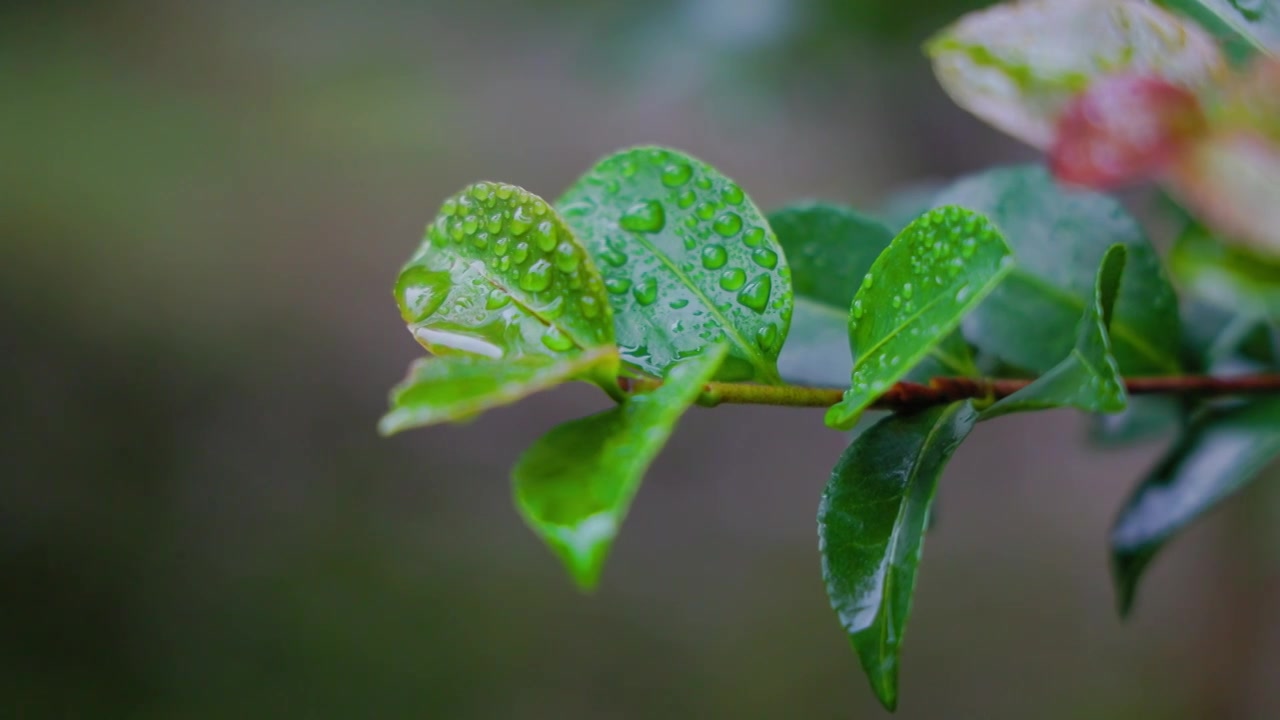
[{"left": 823, "top": 399, "right": 862, "bottom": 431}]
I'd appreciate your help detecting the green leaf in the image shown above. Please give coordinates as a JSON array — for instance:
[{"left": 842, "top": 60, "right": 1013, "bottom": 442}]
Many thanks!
[
  {"left": 927, "top": 0, "right": 1226, "bottom": 148},
  {"left": 824, "top": 206, "right": 1014, "bottom": 430},
  {"left": 1157, "top": 0, "right": 1280, "bottom": 63},
  {"left": 819, "top": 401, "right": 979, "bottom": 712},
  {"left": 557, "top": 147, "right": 792, "bottom": 383},
  {"left": 394, "top": 182, "right": 616, "bottom": 365},
  {"left": 933, "top": 165, "right": 1183, "bottom": 376},
  {"left": 378, "top": 347, "right": 620, "bottom": 436},
  {"left": 1111, "top": 396, "right": 1280, "bottom": 615},
  {"left": 983, "top": 245, "right": 1128, "bottom": 419},
  {"left": 769, "top": 203, "right": 895, "bottom": 387},
  {"left": 512, "top": 343, "right": 727, "bottom": 590},
  {"left": 1171, "top": 222, "right": 1280, "bottom": 321}
]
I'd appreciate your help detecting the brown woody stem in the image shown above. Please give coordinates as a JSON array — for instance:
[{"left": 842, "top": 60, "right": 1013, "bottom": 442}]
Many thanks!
[{"left": 616, "top": 374, "right": 1280, "bottom": 410}]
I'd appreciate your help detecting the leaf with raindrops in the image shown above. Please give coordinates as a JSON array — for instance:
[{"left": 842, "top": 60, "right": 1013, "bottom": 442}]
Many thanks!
[
  {"left": 557, "top": 147, "right": 793, "bottom": 383},
  {"left": 982, "top": 244, "right": 1129, "bottom": 419},
  {"left": 769, "top": 202, "right": 896, "bottom": 387},
  {"left": 513, "top": 344, "right": 728, "bottom": 590},
  {"left": 378, "top": 347, "right": 620, "bottom": 436},
  {"left": 825, "top": 206, "right": 1014, "bottom": 431},
  {"left": 393, "top": 181, "right": 617, "bottom": 370},
  {"left": 770, "top": 201, "right": 982, "bottom": 387}
]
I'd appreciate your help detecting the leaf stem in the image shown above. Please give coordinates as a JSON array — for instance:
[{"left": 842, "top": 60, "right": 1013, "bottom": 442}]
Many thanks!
[{"left": 617, "top": 374, "right": 1280, "bottom": 410}]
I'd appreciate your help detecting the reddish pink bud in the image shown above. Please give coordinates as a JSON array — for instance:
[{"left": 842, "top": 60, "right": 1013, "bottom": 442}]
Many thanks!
[{"left": 1049, "top": 73, "right": 1207, "bottom": 190}]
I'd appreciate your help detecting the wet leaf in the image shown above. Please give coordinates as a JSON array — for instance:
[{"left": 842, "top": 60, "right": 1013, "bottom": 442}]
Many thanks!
[
  {"left": 512, "top": 344, "right": 727, "bottom": 590},
  {"left": 1157, "top": 0, "right": 1280, "bottom": 63},
  {"left": 928, "top": 0, "right": 1225, "bottom": 148},
  {"left": 769, "top": 203, "right": 895, "bottom": 387},
  {"left": 393, "top": 182, "right": 616, "bottom": 366},
  {"left": 378, "top": 347, "right": 620, "bottom": 436},
  {"left": 824, "top": 206, "right": 1013, "bottom": 430},
  {"left": 1111, "top": 396, "right": 1280, "bottom": 615},
  {"left": 557, "top": 147, "right": 792, "bottom": 383},
  {"left": 983, "top": 245, "right": 1128, "bottom": 419},
  {"left": 934, "top": 165, "right": 1182, "bottom": 375},
  {"left": 819, "top": 401, "right": 979, "bottom": 711}
]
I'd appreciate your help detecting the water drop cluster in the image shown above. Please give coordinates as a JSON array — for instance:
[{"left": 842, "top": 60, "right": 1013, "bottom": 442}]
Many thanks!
[
  {"left": 845, "top": 205, "right": 1006, "bottom": 400},
  {"left": 558, "top": 148, "right": 792, "bottom": 376},
  {"left": 394, "top": 182, "right": 614, "bottom": 359}
]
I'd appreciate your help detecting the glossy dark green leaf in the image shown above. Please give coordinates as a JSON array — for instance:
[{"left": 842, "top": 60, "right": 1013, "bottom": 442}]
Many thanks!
[
  {"left": 378, "top": 347, "right": 619, "bottom": 436},
  {"left": 934, "top": 165, "right": 1182, "bottom": 376},
  {"left": 1171, "top": 222, "right": 1280, "bottom": 321},
  {"left": 769, "top": 203, "right": 895, "bottom": 387},
  {"left": 394, "top": 181, "right": 616, "bottom": 364},
  {"left": 512, "top": 344, "right": 727, "bottom": 590},
  {"left": 557, "top": 147, "right": 792, "bottom": 383},
  {"left": 1111, "top": 396, "right": 1280, "bottom": 615},
  {"left": 1157, "top": 0, "right": 1280, "bottom": 63},
  {"left": 819, "top": 401, "right": 979, "bottom": 712},
  {"left": 928, "top": 0, "right": 1226, "bottom": 148},
  {"left": 825, "top": 207, "right": 1014, "bottom": 430},
  {"left": 983, "top": 245, "right": 1128, "bottom": 419}
]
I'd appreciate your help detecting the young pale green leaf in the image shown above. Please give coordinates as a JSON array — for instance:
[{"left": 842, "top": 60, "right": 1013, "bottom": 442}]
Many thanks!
[
  {"left": 1157, "top": 0, "right": 1280, "bottom": 63},
  {"left": 983, "top": 245, "right": 1128, "bottom": 419},
  {"left": 1171, "top": 221, "right": 1280, "bottom": 320},
  {"left": 928, "top": 0, "right": 1226, "bottom": 148},
  {"left": 934, "top": 165, "right": 1182, "bottom": 376},
  {"left": 769, "top": 203, "right": 895, "bottom": 387},
  {"left": 1111, "top": 396, "right": 1280, "bottom": 615},
  {"left": 557, "top": 147, "right": 792, "bottom": 384},
  {"left": 378, "top": 347, "right": 620, "bottom": 436},
  {"left": 824, "top": 207, "right": 1013, "bottom": 431},
  {"left": 819, "top": 401, "right": 979, "bottom": 712},
  {"left": 512, "top": 344, "right": 727, "bottom": 590},
  {"left": 394, "top": 182, "right": 615, "bottom": 365}
]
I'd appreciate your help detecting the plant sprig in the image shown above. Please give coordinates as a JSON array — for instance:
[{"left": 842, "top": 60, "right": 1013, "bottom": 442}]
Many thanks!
[{"left": 381, "top": 0, "right": 1280, "bottom": 710}]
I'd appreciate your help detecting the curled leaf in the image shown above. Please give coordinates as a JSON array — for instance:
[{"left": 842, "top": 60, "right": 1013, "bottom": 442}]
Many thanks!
[{"left": 982, "top": 245, "right": 1128, "bottom": 419}]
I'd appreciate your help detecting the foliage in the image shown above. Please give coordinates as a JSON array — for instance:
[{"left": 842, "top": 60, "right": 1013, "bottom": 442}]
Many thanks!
[{"left": 380, "top": 0, "right": 1280, "bottom": 712}]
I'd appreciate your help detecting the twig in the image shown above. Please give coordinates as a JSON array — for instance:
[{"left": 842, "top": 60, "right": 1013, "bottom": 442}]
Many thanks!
[{"left": 616, "top": 374, "right": 1280, "bottom": 410}]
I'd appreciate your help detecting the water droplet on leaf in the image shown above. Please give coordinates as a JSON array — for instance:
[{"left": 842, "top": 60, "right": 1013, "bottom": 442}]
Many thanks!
[
  {"left": 701, "top": 244, "right": 728, "bottom": 269},
  {"left": 737, "top": 274, "right": 772, "bottom": 313},
  {"left": 620, "top": 200, "right": 666, "bottom": 233}
]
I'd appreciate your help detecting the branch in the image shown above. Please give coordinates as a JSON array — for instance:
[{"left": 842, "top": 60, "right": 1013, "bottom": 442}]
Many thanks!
[{"left": 617, "top": 374, "right": 1280, "bottom": 410}]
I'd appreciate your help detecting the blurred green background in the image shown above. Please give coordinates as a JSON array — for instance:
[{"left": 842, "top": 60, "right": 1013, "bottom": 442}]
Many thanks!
[{"left": 5, "top": 0, "right": 1280, "bottom": 717}]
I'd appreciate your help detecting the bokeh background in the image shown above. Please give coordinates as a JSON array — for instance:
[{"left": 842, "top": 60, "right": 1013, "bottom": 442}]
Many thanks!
[{"left": 6, "top": 1, "right": 1280, "bottom": 717}]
